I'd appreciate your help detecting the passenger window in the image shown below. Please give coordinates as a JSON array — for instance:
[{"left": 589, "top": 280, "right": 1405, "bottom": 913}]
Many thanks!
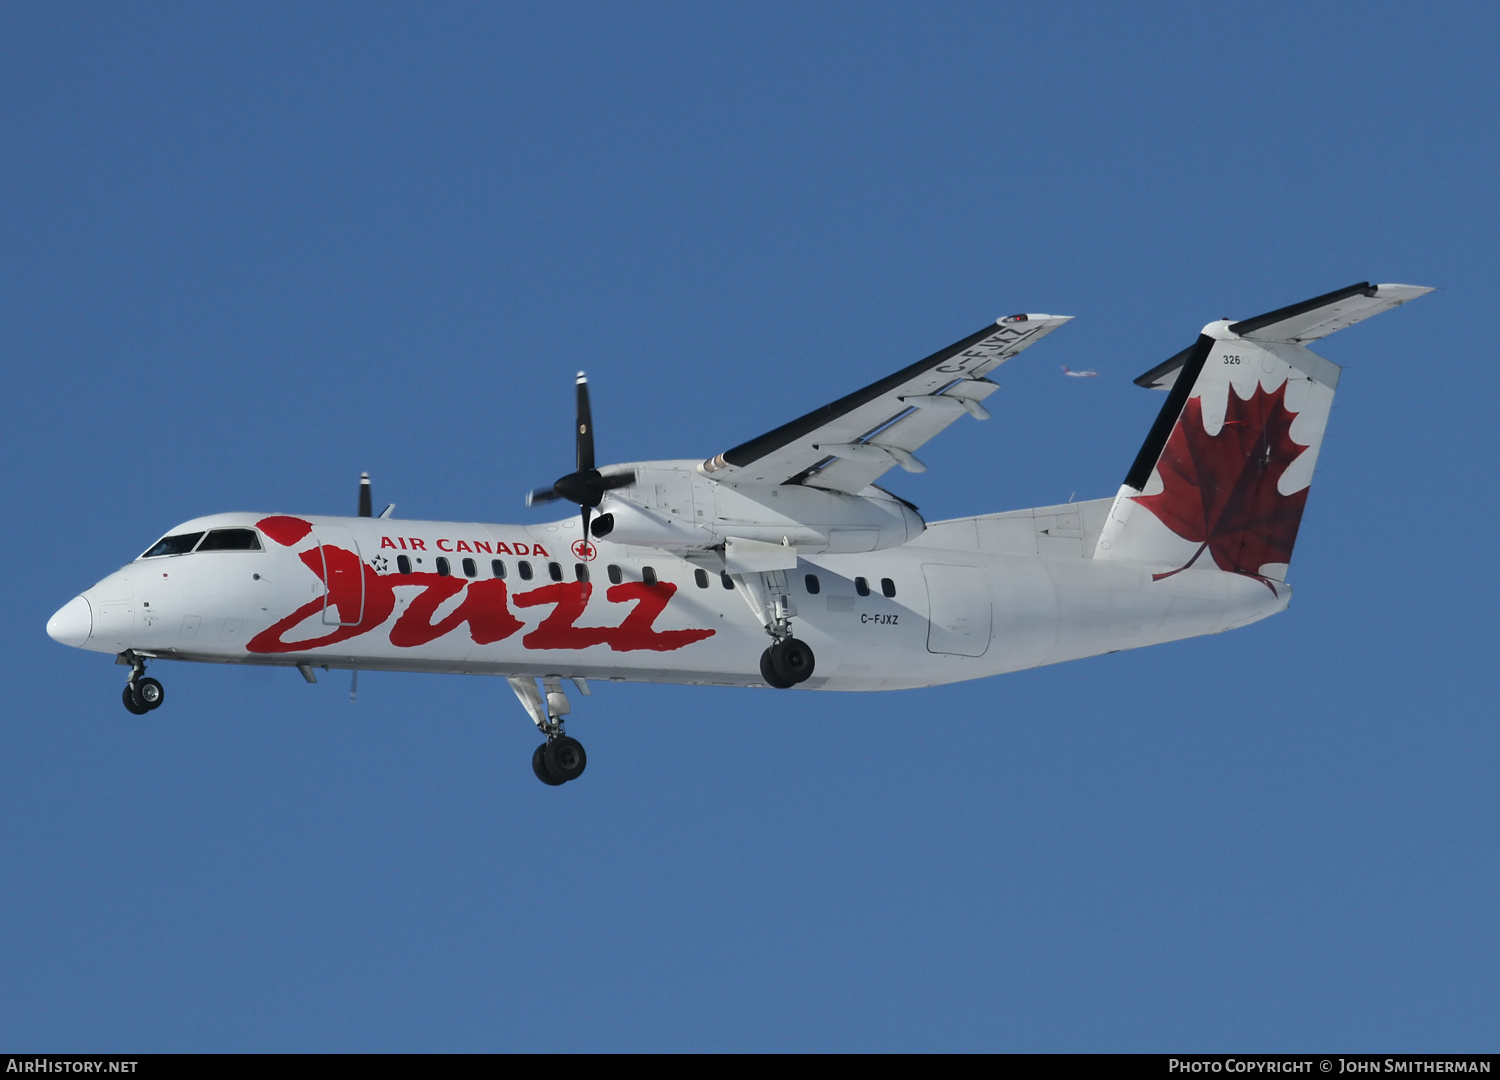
[
  {"left": 462, "top": 558, "right": 477, "bottom": 578},
  {"left": 721, "top": 571, "right": 734, "bottom": 590},
  {"left": 881, "top": 577, "right": 896, "bottom": 598},
  {"left": 518, "top": 560, "right": 533, "bottom": 580},
  {"left": 575, "top": 564, "right": 589, "bottom": 582},
  {"left": 548, "top": 562, "right": 563, "bottom": 582},
  {"left": 695, "top": 568, "right": 709, "bottom": 589},
  {"left": 397, "top": 555, "right": 412, "bottom": 575},
  {"left": 607, "top": 564, "right": 622, "bottom": 585},
  {"left": 198, "top": 528, "right": 262, "bottom": 552},
  {"left": 855, "top": 577, "right": 870, "bottom": 597},
  {"left": 436, "top": 557, "right": 451, "bottom": 577},
  {"left": 804, "top": 574, "right": 820, "bottom": 595},
  {"left": 142, "top": 532, "right": 205, "bottom": 558},
  {"left": 491, "top": 559, "right": 506, "bottom": 579},
  {"left": 642, "top": 566, "right": 657, "bottom": 586}
]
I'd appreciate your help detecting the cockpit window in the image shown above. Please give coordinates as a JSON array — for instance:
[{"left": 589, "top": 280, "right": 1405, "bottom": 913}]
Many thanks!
[
  {"left": 141, "top": 532, "right": 205, "bottom": 558},
  {"left": 197, "top": 528, "right": 263, "bottom": 552}
]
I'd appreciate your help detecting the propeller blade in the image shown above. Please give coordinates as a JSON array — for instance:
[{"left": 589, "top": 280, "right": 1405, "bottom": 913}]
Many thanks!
[
  {"left": 358, "top": 472, "right": 372, "bottom": 517},
  {"left": 598, "top": 470, "right": 636, "bottom": 490},
  {"left": 551, "top": 469, "right": 602, "bottom": 507},
  {"left": 581, "top": 504, "right": 592, "bottom": 545},
  {"left": 575, "top": 372, "right": 595, "bottom": 473},
  {"left": 526, "top": 486, "right": 564, "bottom": 507}
]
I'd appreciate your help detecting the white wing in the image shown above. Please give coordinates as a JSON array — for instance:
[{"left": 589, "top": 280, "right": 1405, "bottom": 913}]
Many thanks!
[{"left": 702, "top": 314, "right": 1071, "bottom": 493}]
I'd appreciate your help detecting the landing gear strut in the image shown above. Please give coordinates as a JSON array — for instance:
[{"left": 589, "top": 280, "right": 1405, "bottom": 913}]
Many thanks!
[
  {"left": 728, "top": 569, "right": 816, "bottom": 688},
  {"left": 510, "top": 676, "right": 589, "bottom": 786},
  {"left": 119, "top": 653, "right": 165, "bottom": 714}
]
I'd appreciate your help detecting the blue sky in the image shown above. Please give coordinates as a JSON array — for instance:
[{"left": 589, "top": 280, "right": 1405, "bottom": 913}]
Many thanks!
[{"left": 3, "top": 2, "right": 1496, "bottom": 1051}]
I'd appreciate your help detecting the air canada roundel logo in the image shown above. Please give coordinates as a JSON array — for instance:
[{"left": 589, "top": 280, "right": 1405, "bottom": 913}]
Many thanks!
[{"left": 571, "top": 539, "right": 598, "bottom": 562}]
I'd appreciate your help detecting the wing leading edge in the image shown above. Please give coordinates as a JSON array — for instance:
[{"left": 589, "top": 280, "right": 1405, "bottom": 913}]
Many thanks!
[{"left": 702, "top": 313, "right": 1071, "bottom": 493}]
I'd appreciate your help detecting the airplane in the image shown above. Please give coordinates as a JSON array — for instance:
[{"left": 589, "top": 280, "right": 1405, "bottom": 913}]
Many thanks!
[
  {"left": 1062, "top": 365, "right": 1098, "bottom": 377},
  {"left": 46, "top": 282, "right": 1431, "bottom": 785}
]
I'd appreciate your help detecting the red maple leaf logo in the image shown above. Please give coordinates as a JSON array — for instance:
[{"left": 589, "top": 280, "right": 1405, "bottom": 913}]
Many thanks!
[{"left": 1133, "top": 381, "right": 1311, "bottom": 592}]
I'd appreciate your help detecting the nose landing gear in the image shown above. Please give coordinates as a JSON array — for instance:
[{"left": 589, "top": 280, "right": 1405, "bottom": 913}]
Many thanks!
[{"left": 119, "top": 653, "right": 165, "bottom": 714}]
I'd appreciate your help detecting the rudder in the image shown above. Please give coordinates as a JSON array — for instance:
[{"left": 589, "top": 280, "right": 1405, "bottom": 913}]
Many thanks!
[{"left": 1093, "top": 282, "right": 1431, "bottom": 587}]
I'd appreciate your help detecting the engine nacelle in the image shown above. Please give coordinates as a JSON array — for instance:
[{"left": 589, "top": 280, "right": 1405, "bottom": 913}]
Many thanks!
[{"left": 596, "top": 462, "right": 926, "bottom": 554}]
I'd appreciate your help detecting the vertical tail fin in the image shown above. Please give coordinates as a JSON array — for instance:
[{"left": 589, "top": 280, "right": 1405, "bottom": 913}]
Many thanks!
[{"left": 1094, "top": 283, "right": 1431, "bottom": 586}]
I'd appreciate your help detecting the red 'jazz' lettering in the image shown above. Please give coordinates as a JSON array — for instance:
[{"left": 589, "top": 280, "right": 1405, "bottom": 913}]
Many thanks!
[
  {"left": 511, "top": 582, "right": 612, "bottom": 650},
  {"left": 457, "top": 579, "right": 527, "bottom": 644},
  {"left": 247, "top": 547, "right": 396, "bottom": 653},
  {"left": 388, "top": 574, "right": 466, "bottom": 647},
  {"left": 389, "top": 575, "right": 525, "bottom": 647},
  {"left": 247, "top": 515, "right": 713, "bottom": 655},
  {"left": 605, "top": 582, "right": 716, "bottom": 652}
]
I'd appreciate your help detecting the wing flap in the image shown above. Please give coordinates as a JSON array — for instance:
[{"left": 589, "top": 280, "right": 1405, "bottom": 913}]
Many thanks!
[{"left": 704, "top": 314, "right": 1069, "bottom": 492}]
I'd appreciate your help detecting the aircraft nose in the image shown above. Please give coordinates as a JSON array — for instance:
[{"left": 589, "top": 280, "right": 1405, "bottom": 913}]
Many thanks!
[{"left": 46, "top": 595, "right": 92, "bottom": 648}]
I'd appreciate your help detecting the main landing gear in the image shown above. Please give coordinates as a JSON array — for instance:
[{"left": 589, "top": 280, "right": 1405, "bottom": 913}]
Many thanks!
[
  {"left": 510, "top": 675, "right": 588, "bottom": 786},
  {"left": 727, "top": 568, "right": 816, "bottom": 689},
  {"left": 119, "top": 653, "right": 165, "bottom": 715},
  {"left": 760, "top": 637, "right": 815, "bottom": 689},
  {"left": 532, "top": 737, "right": 587, "bottom": 786}
]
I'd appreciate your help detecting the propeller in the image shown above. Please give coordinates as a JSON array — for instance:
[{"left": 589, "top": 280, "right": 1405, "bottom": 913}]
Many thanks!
[
  {"left": 526, "top": 372, "right": 635, "bottom": 540},
  {"left": 354, "top": 473, "right": 372, "bottom": 702}
]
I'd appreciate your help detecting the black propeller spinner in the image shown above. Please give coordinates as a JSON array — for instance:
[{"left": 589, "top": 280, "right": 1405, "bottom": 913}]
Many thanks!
[{"left": 526, "top": 372, "right": 635, "bottom": 541}]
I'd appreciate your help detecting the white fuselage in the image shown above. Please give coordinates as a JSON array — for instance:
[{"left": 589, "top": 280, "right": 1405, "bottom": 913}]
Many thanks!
[{"left": 55, "top": 492, "right": 1287, "bottom": 692}]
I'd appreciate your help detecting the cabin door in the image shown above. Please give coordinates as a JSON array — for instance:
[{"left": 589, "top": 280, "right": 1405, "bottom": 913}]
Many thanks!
[
  {"left": 313, "top": 526, "right": 365, "bottom": 626},
  {"left": 922, "top": 564, "right": 992, "bottom": 657}
]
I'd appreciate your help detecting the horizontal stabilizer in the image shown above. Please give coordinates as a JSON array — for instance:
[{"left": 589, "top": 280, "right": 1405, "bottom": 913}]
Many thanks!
[
  {"left": 1230, "top": 281, "right": 1433, "bottom": 343},
  {"left": 1099, "top": 282, "right": 1430, "bottom": 586},
  {"left": 1135, "top": 282, "right": 1433, "bottom": 389}
]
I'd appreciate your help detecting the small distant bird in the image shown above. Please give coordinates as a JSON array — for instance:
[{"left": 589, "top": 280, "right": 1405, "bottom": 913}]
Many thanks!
[{"left": 1062, "top": 365, "right": 1098, "bottom": 378}]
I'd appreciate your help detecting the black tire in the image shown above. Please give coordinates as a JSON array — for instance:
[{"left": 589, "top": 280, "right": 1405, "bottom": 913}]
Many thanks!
[
  {"left": 544, "top": 735, "right": 587, "bottom": 783},
  {"left": 770, "top": 638, "right": 816, "bottom": 685},
  {"left": 533, "top": 743, "right": 566, "bottom": 786},
  {"left": 760, "top": 647, "right": 795, "bottom": 689},
  {"left": 122, "top": 685, "right": 150, "bottom": 715},
  {"left": 135, "top": 677, "right": 165, "bottom": 710}
]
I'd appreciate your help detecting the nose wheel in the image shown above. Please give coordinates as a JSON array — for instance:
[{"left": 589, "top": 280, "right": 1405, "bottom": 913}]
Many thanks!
[{"left": 120, "top": 653, "right": 165, "bottom": 714}]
